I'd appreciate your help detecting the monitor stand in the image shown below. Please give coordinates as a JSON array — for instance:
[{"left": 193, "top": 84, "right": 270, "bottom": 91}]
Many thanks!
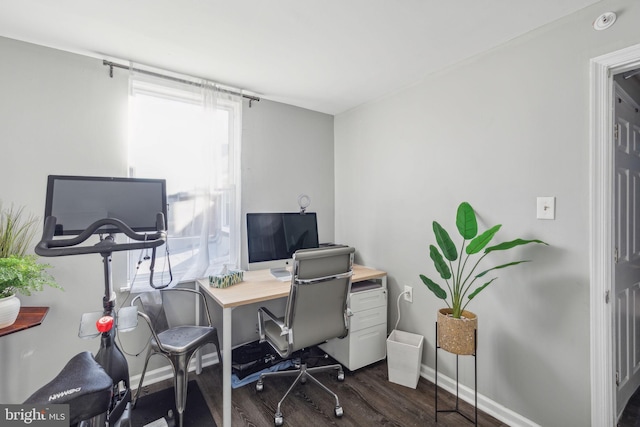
[{"left": 270, "top": 267, "right": 291, "bottom": 281}]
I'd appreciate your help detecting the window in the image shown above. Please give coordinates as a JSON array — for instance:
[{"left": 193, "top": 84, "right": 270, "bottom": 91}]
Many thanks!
[{"left": 127, "top": 68, "right": 241, "bottom": 291}]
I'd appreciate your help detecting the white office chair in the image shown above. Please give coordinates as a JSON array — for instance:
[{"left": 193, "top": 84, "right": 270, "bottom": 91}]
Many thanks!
[
  {"left": 131, "top": 288, "right": 222, "bottom": 427},
  {"left": 256, "top": 245, "right": 355, "bottom": 426}
]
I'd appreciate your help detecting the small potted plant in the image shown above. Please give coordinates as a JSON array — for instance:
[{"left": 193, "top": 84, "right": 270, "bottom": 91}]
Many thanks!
[
  {"left": 0, "top": 203, "right": 60, "bottom": 328},
  {"left": 420, "top": 201, "right": 547, "bottom": 354}
]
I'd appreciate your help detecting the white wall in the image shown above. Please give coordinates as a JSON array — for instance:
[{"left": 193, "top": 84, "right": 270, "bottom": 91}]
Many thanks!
[
  {"left": 0, "top": 36, "right": 335, "bottom": 402},
  {"left": 334, "top": 0, "right": 640, "bottom": 426}
]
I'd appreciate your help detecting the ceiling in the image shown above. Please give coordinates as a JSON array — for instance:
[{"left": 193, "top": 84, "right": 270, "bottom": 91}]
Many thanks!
[{"left": 0, "top": 0, "right": 604, "bottom": 115}]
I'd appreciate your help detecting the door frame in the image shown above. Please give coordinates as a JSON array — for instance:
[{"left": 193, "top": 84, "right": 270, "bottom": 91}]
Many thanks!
[{"left": 591, "top": 43, "right": 640, "bottom": 427}]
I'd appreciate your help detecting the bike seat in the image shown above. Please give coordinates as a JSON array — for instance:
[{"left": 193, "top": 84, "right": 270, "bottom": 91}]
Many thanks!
[{"left": 24, "top": 351, "right": 113, "bottom": 425}]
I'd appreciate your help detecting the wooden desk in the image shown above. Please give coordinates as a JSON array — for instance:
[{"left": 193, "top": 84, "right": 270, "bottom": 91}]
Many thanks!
[{"left": 197, "top": 264, "right": 387, "bottom": 427}]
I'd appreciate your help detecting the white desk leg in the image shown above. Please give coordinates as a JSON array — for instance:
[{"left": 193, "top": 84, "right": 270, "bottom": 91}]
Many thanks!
[{"left": 222, "top": 306, "right": 233, "bottom": 427}]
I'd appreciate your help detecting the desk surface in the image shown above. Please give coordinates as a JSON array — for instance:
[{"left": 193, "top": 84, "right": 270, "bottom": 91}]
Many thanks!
[{"left": 197, "top": 264, "right": 386, "bottom": 309}]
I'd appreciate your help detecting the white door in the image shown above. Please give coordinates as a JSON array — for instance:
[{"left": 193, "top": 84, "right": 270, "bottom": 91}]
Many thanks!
[{"left": 614, "top": 82, "right": 640, "bottom": 416}]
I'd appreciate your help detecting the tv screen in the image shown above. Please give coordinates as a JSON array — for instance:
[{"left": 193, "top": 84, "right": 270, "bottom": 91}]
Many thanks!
[
  {"left": 247, "top": 212, "right": 319, "bottom": 263},
  {"left": 44, "top": 175, "right": 167, "bottom": 236}
]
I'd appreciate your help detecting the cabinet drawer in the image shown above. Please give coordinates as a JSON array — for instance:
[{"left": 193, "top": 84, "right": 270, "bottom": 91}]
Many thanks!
[
  {"left": 349, "top": 325, "right": 387, "bottom": 370},
  {"left": 350, "top": 306, "right": 387, "bottom": 332},
  {"left": 350, "top": 288, "right": 386, "bottom": 312},
  {"left": 319, "top": 323, "right": 387, "bottom": 371}
]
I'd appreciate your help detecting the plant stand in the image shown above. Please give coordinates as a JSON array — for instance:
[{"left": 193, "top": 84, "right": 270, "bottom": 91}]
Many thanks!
[{"left": 435, "top": 322, "right": 477, "bottom": 426}]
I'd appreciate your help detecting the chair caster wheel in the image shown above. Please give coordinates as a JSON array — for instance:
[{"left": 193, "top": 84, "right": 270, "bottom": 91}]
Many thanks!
[
  {"left": 335, "top": 406, "right": 344, "bottom": 418},
  {"left": 337, "top": 371, "right": 345, "bottom": 381},
  {"left": 256, "top": 381, "right": 264, "bottom": 392},
  {"left": 275, "top": 413, "right": 284, "bottom": 426}
]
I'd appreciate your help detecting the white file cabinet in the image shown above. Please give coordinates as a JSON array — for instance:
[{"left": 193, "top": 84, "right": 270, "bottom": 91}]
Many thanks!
[{"left": 319, "top": 282, "right": 387, "bottom": 371}]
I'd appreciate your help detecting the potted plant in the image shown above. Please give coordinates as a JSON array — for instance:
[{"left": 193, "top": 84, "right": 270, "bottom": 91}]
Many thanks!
[
  {"left": 0, "top": 203, "right": 60, "bottom": 328},
  {"left": 420, "top": 201, "right": 547, "bottom": 354}
]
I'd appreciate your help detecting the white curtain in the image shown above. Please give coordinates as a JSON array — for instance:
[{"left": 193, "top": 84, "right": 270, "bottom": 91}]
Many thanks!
[{"left": 127, "top": 64, "right": 242, "bottom": 291}]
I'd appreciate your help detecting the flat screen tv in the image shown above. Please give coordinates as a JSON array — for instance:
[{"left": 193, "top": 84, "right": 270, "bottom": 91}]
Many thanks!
[
  {"left": 44, "top": 175, "right": 167, "bottom": 236},
  {"left": 246, "top": 212, "right": 319, "bottom": 269}
]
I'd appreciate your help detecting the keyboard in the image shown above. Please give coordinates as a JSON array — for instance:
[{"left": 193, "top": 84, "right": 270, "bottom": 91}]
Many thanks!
[{"left": 270, "top": 268, "right": 291, "bottom": 281}]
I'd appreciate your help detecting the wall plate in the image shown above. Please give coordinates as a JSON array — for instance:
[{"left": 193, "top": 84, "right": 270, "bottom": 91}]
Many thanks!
[{"left": 537, "top": 197, "right": 555, "bottom": 220}]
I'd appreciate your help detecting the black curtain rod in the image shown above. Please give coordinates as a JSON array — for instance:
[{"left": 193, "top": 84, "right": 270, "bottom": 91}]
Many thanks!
[{"left": 102, "top": 60, "right": 260, "bottom": 105}]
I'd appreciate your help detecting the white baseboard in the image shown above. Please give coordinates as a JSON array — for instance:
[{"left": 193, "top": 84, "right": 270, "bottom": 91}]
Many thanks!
[
  {"left": 420, "top": 364, "right": 541, "bottom": 427},
  {"left": 129, "top": 350, "right": 220, "bottom": 391}
]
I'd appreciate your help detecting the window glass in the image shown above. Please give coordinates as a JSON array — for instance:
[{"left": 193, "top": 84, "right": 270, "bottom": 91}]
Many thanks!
[{"left": 127, "top": 76, "right": 241, "bottom": 291}]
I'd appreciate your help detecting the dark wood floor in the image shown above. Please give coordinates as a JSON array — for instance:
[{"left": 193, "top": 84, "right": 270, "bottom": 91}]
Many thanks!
[
  {"left": 619, "top": 386, "right": 640, "bottom": 427},
  {"left": 142, "top": 358, "right": 508, "bottom": 427}
]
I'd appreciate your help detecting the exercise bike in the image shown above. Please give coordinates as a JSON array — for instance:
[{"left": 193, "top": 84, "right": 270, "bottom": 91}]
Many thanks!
[{"left": 24, "top": 214, "right": 166, "bottom": 427}]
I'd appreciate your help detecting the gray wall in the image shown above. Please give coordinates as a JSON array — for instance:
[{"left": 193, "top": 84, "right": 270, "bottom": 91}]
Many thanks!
[
  {"left": 0, "top": 36, "right": 335, "bottom": 402},
  {"left": 241, "top": 98, "right": 335, "bottom": 261},
  {"left": 334, "top": 0, "right": 640, "bottom": 426}
]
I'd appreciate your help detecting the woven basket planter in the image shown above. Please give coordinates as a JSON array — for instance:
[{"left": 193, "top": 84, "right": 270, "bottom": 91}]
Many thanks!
[{"left": 437, "top": 308, "right": 477, "bottom": 355}]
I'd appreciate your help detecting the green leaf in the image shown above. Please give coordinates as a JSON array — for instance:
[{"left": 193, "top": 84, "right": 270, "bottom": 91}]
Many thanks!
[
  {"left": 467, "top": 278, "right": 498, "bottom": 300},
  {"left": 466, "top": 224, "right": 502, "bottom": 255},
  {"left": 485, "top": 238, "right": 548, "bottom": 254},
  {"left": 456, "top": 202, "right": 478, "bottom": 240},
  {"left": 420, "top": 274, "right": 447, "bottom": 299},
  {"left": 430, "top": 245, "right": 451, "bottom": 279},
  {"left": 0, "top": 255, "right": 61, "bottom": 297},
  {"left": 0, "top": 204, "right": 38, "bottom": 258},
  {"left": 476, "top": 260, "right": 531, "bottom": 278},
  {"left": 433, "top": 221, "right": 457, "bottom": 261}
]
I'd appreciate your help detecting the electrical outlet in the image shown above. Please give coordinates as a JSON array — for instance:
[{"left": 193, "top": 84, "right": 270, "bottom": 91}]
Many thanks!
[{"left": 404, "top": 285, "right": 413, "bottom": 303}]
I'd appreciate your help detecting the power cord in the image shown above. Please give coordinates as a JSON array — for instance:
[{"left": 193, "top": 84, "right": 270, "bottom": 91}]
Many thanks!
[
  {"left": 114, "top": 287, "right": 151, "bottom": 358},
  {"left": 116, "top": 329, "right": 151, "bottom": 358},
  {"left": 394, "top": 290, "right": 411, "bottom": 331}
]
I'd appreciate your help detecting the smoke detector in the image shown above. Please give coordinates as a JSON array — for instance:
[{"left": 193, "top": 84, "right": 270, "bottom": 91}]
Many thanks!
[{"left": 593, "top": 12, "right": 617, "bottom": 31}]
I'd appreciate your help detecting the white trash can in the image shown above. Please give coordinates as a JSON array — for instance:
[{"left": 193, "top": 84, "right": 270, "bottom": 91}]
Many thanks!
[{"left": 386, "top": 329, "right": 424, "bottom": 389}]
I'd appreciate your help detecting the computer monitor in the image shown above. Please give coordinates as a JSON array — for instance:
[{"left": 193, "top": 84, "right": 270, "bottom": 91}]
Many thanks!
[
  {"left": 246, "top": 212, "right": 319, "bottom": 276},
  {"left": 44, "top": 175, "right": 167, "bottom": 236}
]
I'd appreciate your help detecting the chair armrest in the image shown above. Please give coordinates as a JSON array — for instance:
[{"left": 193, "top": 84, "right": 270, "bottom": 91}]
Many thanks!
[
  {"left": 257, "top": 307, "right": 288, "bottom": 342},
  {"left": 135, "top": 311, "right": 169, "bottom": 353},
  {"left": 337, "top": 307, "right": 354, "bottom": 339}
]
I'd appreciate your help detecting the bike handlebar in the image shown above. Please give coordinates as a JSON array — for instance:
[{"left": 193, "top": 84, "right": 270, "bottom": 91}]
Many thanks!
[{"left": 35, "top": 214, "right": 167, "bottom": 257}]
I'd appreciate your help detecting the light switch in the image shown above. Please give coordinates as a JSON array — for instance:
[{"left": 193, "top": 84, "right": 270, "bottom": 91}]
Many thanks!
[{"left": 537, "top": 197, "right": 555, "bottom": 220}]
